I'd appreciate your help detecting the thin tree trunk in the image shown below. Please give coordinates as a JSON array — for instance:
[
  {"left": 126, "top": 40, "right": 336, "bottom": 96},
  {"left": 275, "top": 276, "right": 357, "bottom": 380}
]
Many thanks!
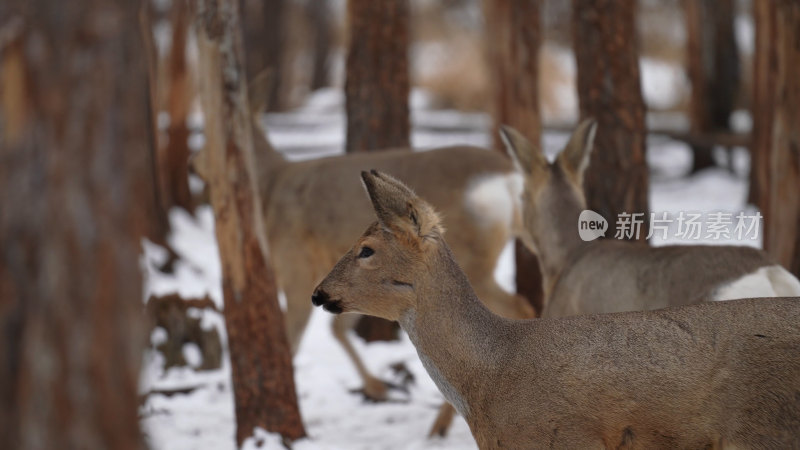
[
  {"left": 573, "top": 0, "right": 650, "bottom": 242},
  {"left": 749, "top": 0, "right": 776, "bottom": 213},
  {"left": 0, "top": 1, "right": 156, "bottom": 448},
  {"left": 484, "top": 0, "right": 544, "bottom": 314},
  {"left": 760, "top": 1, "right": 800, "bottom": 277},
  {"left": 240, "top": 0, "right": 286, "bottom": 111},
  {"left": 345, "top": 0, "right": 411, "bottom": 152},
  {"left": 192, "top": 0, "right": 306, "bottom": 444},
  {"left": 308, "top": 0, "right": 332, "bottom": 91},
  {"left": 161, "top": 0, "right": 195, "bottom": 212},
  {"left": 139, "top": 0, "right": 186, "bottom": 273},
  {"left": 684, "top": 0, "right": 740, "bottom": 173}
]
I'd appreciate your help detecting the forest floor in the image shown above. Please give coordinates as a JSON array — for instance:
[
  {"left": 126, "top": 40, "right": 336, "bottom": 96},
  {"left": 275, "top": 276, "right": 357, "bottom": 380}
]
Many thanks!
[{"left": 138, "top": 88, "right": 757, "bottom": 450}]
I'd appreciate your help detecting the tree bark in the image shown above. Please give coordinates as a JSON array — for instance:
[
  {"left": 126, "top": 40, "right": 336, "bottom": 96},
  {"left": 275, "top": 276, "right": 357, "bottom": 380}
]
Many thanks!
[
  {"left": 308, "top": 0, "right": 332, "bottom": 91},
  {"left": 239, "top": 0, "right": 286, "bottom": 111},
  {"left": 345, "top": 0, "right": 411, "bottom": 152},
  {"left": 684, "top": 0, "right": 740, "bottom": 173},
  {"left": 193, "top": 0, "right": 306, "bottom": 444},
  {"left": 484, "top": 0, "right": 544, "bottom": 314},
  {"left": 758, "top": 1, "right": 800, "bottom": 277},
  {"left": 161, "top": 0, "right": 195, "bottom": 212},
  {"left": 573, "top": 0, "right": 650, "bottom": 242},
  {"left": 749, "top": 0, "right": 776, "bottom": 214},
  {"left": 346, "top": 0, "right": 411, "bottom": 338},
  {"left": 0, "top": 1, "right": 156, "bottom": 448}
]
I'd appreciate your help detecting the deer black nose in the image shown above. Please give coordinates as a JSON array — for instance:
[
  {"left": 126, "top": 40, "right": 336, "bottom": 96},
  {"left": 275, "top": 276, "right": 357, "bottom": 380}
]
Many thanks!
[{"left": 311, "top": 289, "right": 329, "bottom": 307}]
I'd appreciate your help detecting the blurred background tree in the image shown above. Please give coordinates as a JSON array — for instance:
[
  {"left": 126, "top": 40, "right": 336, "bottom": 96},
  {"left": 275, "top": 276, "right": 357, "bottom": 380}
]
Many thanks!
[
  {"left": 0, "top": 0, "right": 159, "bottom": 447},
  {"left": 240, "top": 0, "right": 288, "bottom": 111},
  {"left": 345, "top": 0, "right": 411, "bottom": 153},
  {"left": 573, "top": 0, "right": 650, "bottom": 242},
  {"left": 484, "top": 0, "right": 545, "bottom": 313},
  {"left": 684, "top": 0, "right": 740, "bottom": 173},
  {"left": 752, "top": 0, "right": 800, "bottom": 277},
  {"left": 345, "top": 0, "right": 412, "bottom": 341}
]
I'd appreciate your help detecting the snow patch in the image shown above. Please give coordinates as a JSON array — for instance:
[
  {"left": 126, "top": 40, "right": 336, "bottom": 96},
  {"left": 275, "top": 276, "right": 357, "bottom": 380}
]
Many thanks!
[{"left": 463, "top": 173, "right": 522, "bottom": 230}]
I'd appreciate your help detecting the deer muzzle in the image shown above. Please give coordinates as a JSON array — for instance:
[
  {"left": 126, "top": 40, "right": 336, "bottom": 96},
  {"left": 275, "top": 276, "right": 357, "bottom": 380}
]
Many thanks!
[{"left": 311, "top": 288, "right": 343, "bottom": 314}]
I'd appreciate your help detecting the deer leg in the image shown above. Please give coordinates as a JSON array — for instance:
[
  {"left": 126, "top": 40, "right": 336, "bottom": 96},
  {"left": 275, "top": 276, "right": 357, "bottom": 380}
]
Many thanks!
[
  {"left": 330, "top": 313, "right": 393, "bottom": 401},
  {"left": 282, "top": 278, "right": 315, "bottom": 355},
  {"left": 428, "top": 402, "right": 457, "bottom": 438}
]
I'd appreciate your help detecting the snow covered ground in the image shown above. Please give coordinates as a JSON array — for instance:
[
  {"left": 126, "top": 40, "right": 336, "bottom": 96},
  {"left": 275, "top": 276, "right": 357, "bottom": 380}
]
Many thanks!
[{"left": 139, "top": 89, "right": 757, "bottom": 450}]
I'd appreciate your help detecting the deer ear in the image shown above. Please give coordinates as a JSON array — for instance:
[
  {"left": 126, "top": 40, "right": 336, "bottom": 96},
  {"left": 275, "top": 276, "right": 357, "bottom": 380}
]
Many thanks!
[
  {"left": 361, "top": 170, "right": 443, "bottom": 241},
  {"left": 500, "top": 125, "right": 548, "bottom": 177},
  {"left": 557, "top": 118, "right": 597, "bottom": 182}
]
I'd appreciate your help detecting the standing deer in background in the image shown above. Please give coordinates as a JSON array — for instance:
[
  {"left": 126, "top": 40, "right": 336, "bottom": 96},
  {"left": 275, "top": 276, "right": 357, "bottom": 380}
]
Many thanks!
[
  {"left": 312, "top": 170, "right": 800, "bottom": 449},
  {"left": 500, "top": 119, "right": 800, "bottom": 318},
  {"left": 205, "top": 75, "right": 535, "bottom": 436}
]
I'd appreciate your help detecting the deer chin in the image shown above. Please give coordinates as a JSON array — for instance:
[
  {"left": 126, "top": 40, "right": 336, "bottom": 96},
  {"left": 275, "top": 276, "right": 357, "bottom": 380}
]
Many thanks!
[{"left": 321, "top": 300, "right": 344, "bottom": 314}]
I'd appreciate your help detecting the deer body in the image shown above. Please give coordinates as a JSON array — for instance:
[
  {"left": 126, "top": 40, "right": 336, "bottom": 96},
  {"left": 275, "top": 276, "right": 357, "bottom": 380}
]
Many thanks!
[
  {"left": 246, "top": 121, "right": 532, "bottom": 414},
  {"left": 544, "top": 240, "right": 799, "bottom": 317},
  {"left": 500, "top": 120, "right": 800, "bottom": 318},
  {"left": 405, "top": 261, "right": 800, "bottom": 448},
  {"left": 313, "top": 170, "right": 800, "bottom": 449}
]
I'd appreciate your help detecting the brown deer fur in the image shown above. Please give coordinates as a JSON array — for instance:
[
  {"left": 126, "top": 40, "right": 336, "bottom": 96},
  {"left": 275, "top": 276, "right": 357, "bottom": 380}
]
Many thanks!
[
  {"left": 210, "top": 82, "right": 536, "bottom": 433},
  {"left": 313, "top": 170, "right": 800, "bottom": 449}
]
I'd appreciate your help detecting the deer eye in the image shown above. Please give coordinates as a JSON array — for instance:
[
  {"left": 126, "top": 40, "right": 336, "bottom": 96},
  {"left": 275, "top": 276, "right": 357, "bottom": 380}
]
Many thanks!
[{"left": 358, "top": 246, "right": 374, "bottom": 259}]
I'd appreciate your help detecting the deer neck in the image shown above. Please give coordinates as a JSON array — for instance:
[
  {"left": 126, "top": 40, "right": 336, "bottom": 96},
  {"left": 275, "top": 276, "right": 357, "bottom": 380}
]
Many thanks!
[
  {"left": 532, "top": 182, "right": 587, "bottom": 294},
  {"left": 398, "top": 244, "right": 508, "bottom": 420}
]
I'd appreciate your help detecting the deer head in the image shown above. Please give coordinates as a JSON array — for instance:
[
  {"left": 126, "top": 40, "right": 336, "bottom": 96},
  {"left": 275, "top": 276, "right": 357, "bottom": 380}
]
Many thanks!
[
  {"left": 500, "top": 119, "right": 597, "bottom": 257},
  {"left": 312, "top": 170, "right": 445, "bottom": 321}
]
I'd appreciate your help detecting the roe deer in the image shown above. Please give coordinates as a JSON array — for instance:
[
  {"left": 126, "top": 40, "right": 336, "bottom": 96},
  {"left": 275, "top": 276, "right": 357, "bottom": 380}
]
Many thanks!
[
  {"left": 199, "top": 75, "right": 536, "bottom": 435},
  {"left": 500, "top": 119, "right": 800, "bottom": 318},
  {"left": 312, "top": 170, "right": 800, "bottom": 449}
]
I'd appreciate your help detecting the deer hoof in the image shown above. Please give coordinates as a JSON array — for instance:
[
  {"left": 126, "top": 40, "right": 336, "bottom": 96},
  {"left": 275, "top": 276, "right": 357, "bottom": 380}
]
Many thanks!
[{"left": 351, "top": 376, "right": 410, "bottom": 403}]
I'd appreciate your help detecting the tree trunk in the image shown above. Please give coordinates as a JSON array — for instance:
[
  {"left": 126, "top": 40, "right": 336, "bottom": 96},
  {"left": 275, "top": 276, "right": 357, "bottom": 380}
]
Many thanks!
[
  {"left": 346, "top": 0, "right": 411, "bottom": 339},
  {"left": 345, "top": 0, "right": 411, "bottom": 152},
  {"left": 684, "top": 0, "right": 740, "bottom": 173},
  {"left": 192, "top": 0, "right": 306, "bottom": 444},
  {"left": 749, "top": 0, "right": 777, "bottom": 214},
  {"left": 573, "top": 0, "right": 650, "bottom": 242},
  {"left": 161, "top": 0, "right": 195, "bottom": 212},
  {"left": 308, "top": 0, "right": 332, "bottom": 91},
  {"left": 758, "top": 1, "right": 800, "bottom": 277},
  {"left": 0, "top": 1, "right": 156, "bottom": 448},
  {"left": 484, "top": 0, "right": 544, "bottom": 314},
  {"left": 240, "top": 0, "right": 286, "bottom": 111}
]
